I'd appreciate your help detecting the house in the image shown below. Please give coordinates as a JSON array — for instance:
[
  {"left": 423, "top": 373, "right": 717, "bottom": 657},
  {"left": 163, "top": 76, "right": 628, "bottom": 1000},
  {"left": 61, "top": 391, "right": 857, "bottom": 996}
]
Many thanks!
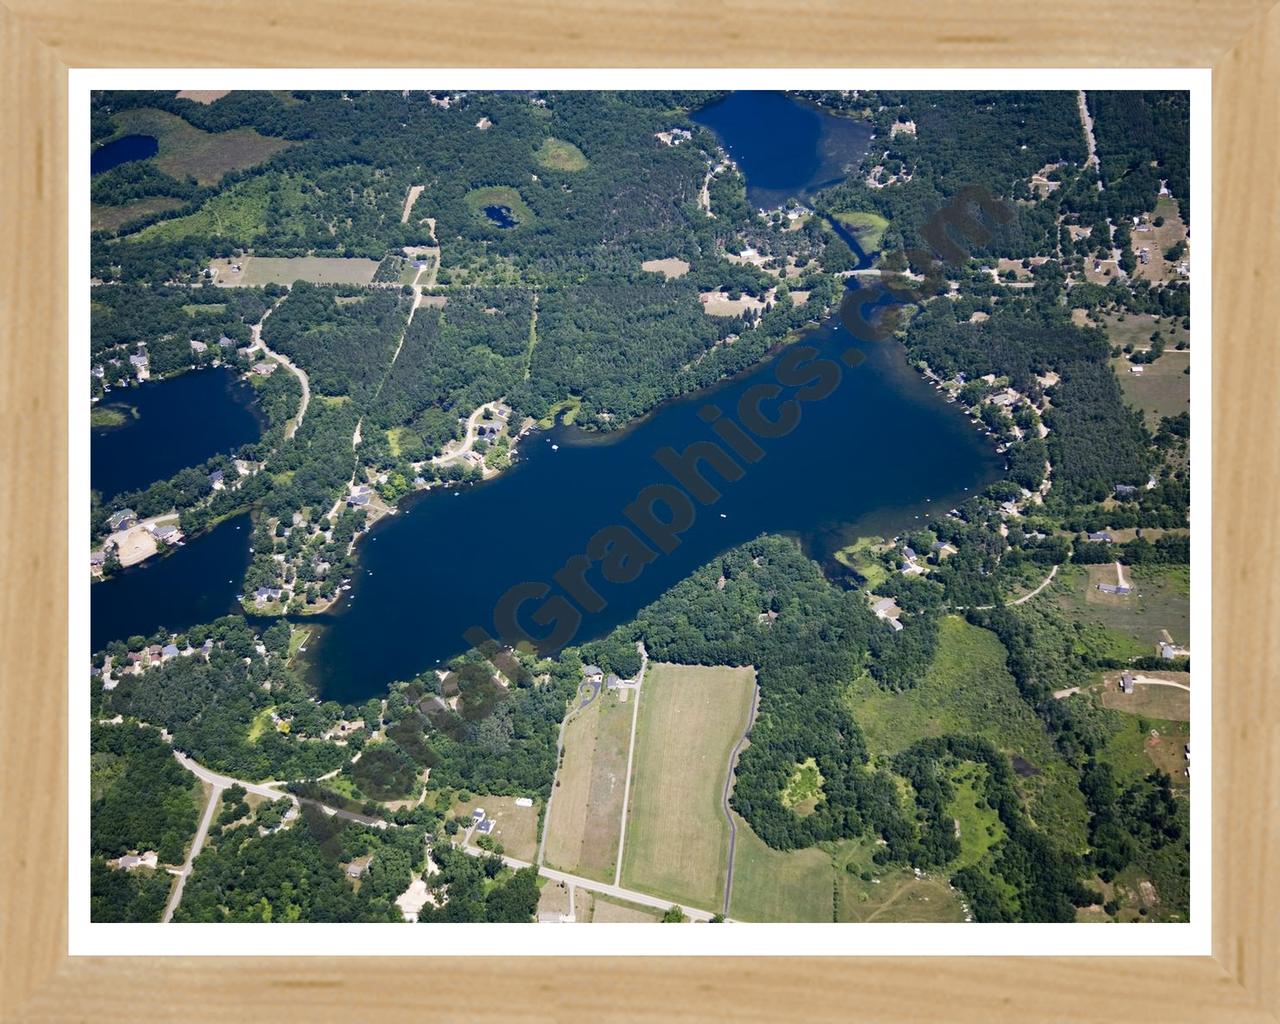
[
  {"left": 902, "top": 547, "right": 917, "bottom": 561},
  {"left": 161, "top": 643, "right": 179, "bottom": 661},
  {"left": 345, "top": 856, "right": 372, "bottom": 880},
  {"left": 1130, "top": 365, "right": 1145, "bottom": 375},
  {"left": 111, "top": 851, "right": 158, "bottom": 871},
  {"left": 1097, "top": 582, "right": 1131, "bottom": 595},
  {"left": 218, "top": 335, "right": 236, "bottom": 349},
  {"left": 89, "top": 550, "right": 106, "bottom": 567},
  {"left": 347, "top": 492, "right": 371, "bottom": 508},
  {"left": 91, "top": 364, "right": 105, "bottom": 379},
  {"left": 252, "top": 360, "right": 277, "bottom": 376},
  {"left": 1087, "top": 531, "right": 1113, "bottom": 543},
  {"left": 471, "top": 808, "right": 486, "bottom": 824},
  {"left": 475, "top": 819, "right": 496, "bottom": 835},
  {"left": 887, "top": 617, "right": 904, "bottom": 632},
  {"left": 1114, "top": 484, "right": 1137, "bottom": 497},
  {"left": 253, "top": 587, "right": 283, "bottom": 605},
  {"left": 605, "top": 673, "right": 622, "bottom": 690},
  {"left": 189, "top": 339, "right": 208, "bottom": 353},
  {"left": 107, "top": 508, "right": 137, "bottom": 532},
  {"left": 1120, "top": 671, "right": 1135, "bottom": 694},
  {"left": 151, "top": 524, "right": 180, "bottom": 543},
  {"left": 581, "top": 665, "right": 603, "bottom": 684},
  {"left": 209, "top": 470, "right": 225, "bottom": 490},
  {"left": 1159, "top": 641, "right": 1190, "bottom": 660}
]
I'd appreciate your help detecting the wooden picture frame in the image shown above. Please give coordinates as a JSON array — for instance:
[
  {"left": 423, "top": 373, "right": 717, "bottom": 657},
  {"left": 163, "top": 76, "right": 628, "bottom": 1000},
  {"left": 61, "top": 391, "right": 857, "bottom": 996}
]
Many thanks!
[{"left": 2, "top": 2, "right": 1276, "bottom": 1018}]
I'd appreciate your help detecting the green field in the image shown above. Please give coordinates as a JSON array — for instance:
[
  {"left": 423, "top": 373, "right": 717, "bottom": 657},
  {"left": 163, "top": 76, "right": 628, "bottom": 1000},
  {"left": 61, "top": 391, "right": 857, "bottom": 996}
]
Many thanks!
[
  {"left": 1111, "top": 346, "right": 1191, "bottom": 430},
  {"left": 1100, "top": 714, "right": 1190, "bottom": 793},
  {"left": 133, "top": 174, "right": 303, "bottom": 244},
  {"left": 833, "top": 535, "right": 891, "bottom": 589},
  {"left": 728, "top": 811, "right": 833, "bottom": 921},
  {"left": 105, "top": 107, "right": 290, "bottom": 186},
  {"left": 833, "top": 210, "right": 890, "bottom": 251},
  {"left": 845, "top": 616, "right": 1088, "bottom": 851},
  {"left": 534, "top": 137, "right": 589, "bottom": 172},
  {"left": 945, "top": 761, "right": 1006, "bottom": 870},
  {"left": 209, "top": 255, "right": 381, "bottom": 287},
  {"left": 463, "top": 186, "right": 534, "bottom": 228},
  {"left": 1052, "top": 563, "right": 1191, "bottom": 656},
  {"left": 780, "top": 756, "right": 824, "bottom": 816},
  {"left": 543, "top": 689, "right": 634, "bottom": 882},
  {"left": 620, "top": 663, "right": 756, "bottom": 911}
]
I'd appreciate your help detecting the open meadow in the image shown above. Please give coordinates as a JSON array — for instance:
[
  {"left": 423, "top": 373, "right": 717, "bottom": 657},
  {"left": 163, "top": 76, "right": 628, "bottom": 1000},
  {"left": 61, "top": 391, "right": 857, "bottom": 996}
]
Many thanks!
[
  {"left": 543, "top": 689, "right": 634, "bottom": 882},
  {"left": 210, "top": 256, "right": 381, "bottom": 287},
  {"left": 451, "top": 794, "right": 541, "bottom": 862},
  {"left": 1053, "top": 563, "right": 1191, "bottom": 656},
  {"left": 620, "top": 663, "right": 756, "bottom": 910}
]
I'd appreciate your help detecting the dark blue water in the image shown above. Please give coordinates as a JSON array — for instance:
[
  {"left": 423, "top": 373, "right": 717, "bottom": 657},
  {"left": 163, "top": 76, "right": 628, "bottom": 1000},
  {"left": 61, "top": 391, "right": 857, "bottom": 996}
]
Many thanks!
[
  {"left": 92, "top": 368, "right": 262, "bottom": 500},
  {"left": 307, "top": 318, "right": 1000, "bottom": 701},
  {"left": 91, "top": 134, "right": 159, "bottom": 175},
  {"left": 483, "top": 205, "right": 518, "bottom": 228},
  {"left": 90, "top": 512, "right": 252, "bottom": 650},
  {"left": 693, "top": 92, "right": 874, "bottom": 210}
]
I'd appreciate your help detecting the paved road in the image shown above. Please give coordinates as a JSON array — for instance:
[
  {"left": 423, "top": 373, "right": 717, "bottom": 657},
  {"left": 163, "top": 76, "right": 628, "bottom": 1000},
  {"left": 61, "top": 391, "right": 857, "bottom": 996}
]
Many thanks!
[
  {"left": 612, "top": 642, "right": 648, "bottom": 887},
  {"left": 720, "top": 681, "right": 760, "bottom": 916},
  {"left": 433, "top": 401, "right": 502, "bottom": 467},
  {"left": 173, "top": 751, "right": 289, "bottom": 801},
  {"left": 462, "top": 843, "right": 723, "bottom": 922},
  {"left": 162, "top": 779, "right": 223, "bottom": 922}
]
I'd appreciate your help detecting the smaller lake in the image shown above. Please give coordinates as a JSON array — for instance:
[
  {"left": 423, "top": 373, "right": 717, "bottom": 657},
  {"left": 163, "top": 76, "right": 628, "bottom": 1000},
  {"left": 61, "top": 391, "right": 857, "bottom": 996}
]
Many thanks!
[
  {"left": 483, "top": 205, "right": 519, "bottom": 228},
  {"left": 92, "top": 367, "right": 262, "bottom": 501},
  {"left": 693, "top": 92, "right": 874, "bottom": 210},
  {"left": 91, "top": 134, "right": 159, "bottom": 175},
  {"left": 91, "top": 512, "right": 252, "bottom": 651}
]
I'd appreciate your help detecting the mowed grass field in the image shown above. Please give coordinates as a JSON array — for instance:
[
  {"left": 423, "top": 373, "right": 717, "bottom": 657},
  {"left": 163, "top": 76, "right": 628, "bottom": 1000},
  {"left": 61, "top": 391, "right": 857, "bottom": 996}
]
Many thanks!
[
  {"left": 728, "top": 812, "right": 833, "bottom": 921},
  {"left": 620, "top": 663, "right": 756, "bottom": 911},
  {"left": 1111, "top": 348, "right": 1190, "bottom": 429},
  {"left": 543, "top": 689, "right": 635, "bottom": 883},
  {"left": 451, "top": 794, "right": 540, "bottom": 862},
  {"left": 106, "top": 107, "right": 291, "bottom": 186},
  {"left": 534, "top": 137, "right": 589, "bottom": 172},
  {"left": 210, "top": 256, "right": 381, "bottom": 287}
]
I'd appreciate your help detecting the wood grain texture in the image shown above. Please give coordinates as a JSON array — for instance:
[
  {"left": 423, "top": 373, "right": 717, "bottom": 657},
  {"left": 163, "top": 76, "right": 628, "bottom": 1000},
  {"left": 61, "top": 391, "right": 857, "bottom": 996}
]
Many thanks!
[{"left": 1, "top": 0, "right": 1277, "bottom": 1020}]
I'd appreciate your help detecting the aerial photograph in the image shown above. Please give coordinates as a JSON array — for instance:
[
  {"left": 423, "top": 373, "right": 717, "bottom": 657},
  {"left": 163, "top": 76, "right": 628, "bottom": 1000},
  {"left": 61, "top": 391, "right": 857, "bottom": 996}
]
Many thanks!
[{"left": 86, "top": 88, "right": 1192, "bottom": 926}]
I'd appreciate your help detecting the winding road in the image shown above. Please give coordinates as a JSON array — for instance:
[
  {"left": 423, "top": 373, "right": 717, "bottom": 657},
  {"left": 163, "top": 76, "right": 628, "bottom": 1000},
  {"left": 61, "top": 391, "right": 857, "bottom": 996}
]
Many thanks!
[{"left": 253, "top": 300, "right": 310, "bottom": 441}]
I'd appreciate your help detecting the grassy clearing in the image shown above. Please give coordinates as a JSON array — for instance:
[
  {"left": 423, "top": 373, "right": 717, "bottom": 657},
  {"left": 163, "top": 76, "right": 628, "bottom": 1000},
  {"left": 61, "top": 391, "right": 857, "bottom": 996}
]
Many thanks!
[
  {"left": 1052, "top": 564, "right": 1190, "bottom": 656},
  {"left": 106, "top": 107, "right": 290, "bottom": 185},
  {"left": 640, "top": 257, "right": 691, "bottom": 279},
  {"left": 728, "top": 813, "right": 834, "bottom": 921},
  {"left": 544, "top": 690, "right": 635, "bottom": 883},
  {"left": 209, "top": 255, "right": 381, "bottom": 287},
  {"left": 1100, "top": 671, "right": 1190, "bottom": 721},
  {"left": 464, "top": 186, "right": 533, "bottom": 227},
  {"left": 780, "top": 756, "right": 824, "bottom": 817},
  {"left": 944, "top": 761, "right": 1006, "bottom": 870},
  {"left": 1111, "top": 348, "right": 1190, "bottom": 429},
  {"left": 1099, "top": 714, "right": 1190, "bottom": 793},
  {"left": 534, "top": 137, "right": 589, "bottom": 172},
  {"left": 91, "top": 196, "right": 186, "bottom": 233},
  {"left": 451, "top": 795, "right": 541, "bottom": 862},
  {"left": 537, "top": 396, "right": 581, "bottom": 428},
  {"left": 845, "top": 616, "right": 1088, "bottom": 852},
  {"left": 833, "top": 210, "right": 889, "bottom": 251},
  {"left": 833, "top": 535, "right": 891, "bottom": 588},
  {"left": 620, "top": 663, "right": 756, "bottom": 910},
  {"left": 134, "top": 175, "right": 306, "bottom": 244}
]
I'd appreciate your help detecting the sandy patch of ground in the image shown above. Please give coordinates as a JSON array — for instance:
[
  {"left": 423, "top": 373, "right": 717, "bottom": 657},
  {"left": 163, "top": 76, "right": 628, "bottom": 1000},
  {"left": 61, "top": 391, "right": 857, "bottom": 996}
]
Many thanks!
[
  {"left": 789, "top": 290, "right": 810, "bottom": 305},
  {"left": 176, "top": 90, "right": 230, "bottom": 104},
  {"left": 640, "top": 258, "right": 690, "bottom": 279},
  {"left": 699, "top": 287, "right": 776, "bottom": 317},
  {"left": 401, "top": 185, "right": 425, "bottom": 224}
]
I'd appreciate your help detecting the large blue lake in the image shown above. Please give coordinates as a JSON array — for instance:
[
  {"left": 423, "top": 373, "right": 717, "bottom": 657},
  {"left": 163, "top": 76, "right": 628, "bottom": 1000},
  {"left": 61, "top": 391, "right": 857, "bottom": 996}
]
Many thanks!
[
  {"left": 91, "top": 134, "right": 159, "bottom": 175},
  {"left": 89, "top": 92, "right": 1001, "bottom": 704}
]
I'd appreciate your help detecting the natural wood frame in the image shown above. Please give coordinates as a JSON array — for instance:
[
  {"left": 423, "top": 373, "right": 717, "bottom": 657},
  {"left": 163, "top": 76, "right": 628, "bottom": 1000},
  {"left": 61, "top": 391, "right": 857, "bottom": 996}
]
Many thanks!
[{"left": 2, "top": 2, "right": 1277, "bottom": 1019}]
